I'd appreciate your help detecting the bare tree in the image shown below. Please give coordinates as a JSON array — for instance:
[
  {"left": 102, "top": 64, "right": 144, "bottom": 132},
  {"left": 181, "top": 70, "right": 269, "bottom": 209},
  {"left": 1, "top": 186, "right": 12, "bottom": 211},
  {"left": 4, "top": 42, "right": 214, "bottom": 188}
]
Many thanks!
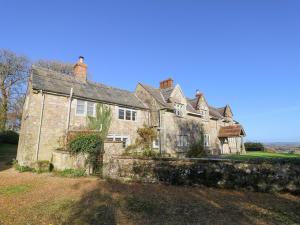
[
  {"left": 0, "top": 49, "right": 30, "bottom": 131},
  {"left": 34, "top": 59, "right": 74, "bottom": 75}
]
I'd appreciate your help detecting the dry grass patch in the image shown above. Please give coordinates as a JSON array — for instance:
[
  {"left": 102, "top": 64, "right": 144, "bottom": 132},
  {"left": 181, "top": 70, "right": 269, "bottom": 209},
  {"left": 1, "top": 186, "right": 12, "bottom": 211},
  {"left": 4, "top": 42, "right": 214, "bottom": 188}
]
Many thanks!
[{"left": 0, "top": 169, "right": 299, "bottom": 225}]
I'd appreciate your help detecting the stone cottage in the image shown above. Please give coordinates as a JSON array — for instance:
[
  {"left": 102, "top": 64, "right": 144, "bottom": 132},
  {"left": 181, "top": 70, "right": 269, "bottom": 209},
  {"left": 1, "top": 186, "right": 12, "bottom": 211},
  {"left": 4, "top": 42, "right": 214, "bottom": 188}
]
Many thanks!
[{"left": 17, "top": 57, "right": 245, "bottom": 166}]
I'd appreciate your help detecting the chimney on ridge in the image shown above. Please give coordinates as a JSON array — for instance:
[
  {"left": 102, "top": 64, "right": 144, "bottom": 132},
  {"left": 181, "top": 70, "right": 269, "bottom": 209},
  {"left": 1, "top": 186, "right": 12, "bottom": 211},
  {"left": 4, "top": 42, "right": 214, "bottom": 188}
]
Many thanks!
[
  {"left": 159, "top": 78, "right": 174, "bottom": 89},
  {"left": 195, "top": 89, "right": 202, "bottom": 98},
  {"left": 74, "top": 56, "right": 87, "bottom": 82}
]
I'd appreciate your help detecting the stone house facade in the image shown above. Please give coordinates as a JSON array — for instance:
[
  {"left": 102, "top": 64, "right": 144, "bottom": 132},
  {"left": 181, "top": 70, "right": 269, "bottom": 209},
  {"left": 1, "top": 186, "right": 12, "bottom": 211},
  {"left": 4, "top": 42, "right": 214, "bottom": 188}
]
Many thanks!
[{"left": 17, "top": 57, "right": 245, "bottom": 166}]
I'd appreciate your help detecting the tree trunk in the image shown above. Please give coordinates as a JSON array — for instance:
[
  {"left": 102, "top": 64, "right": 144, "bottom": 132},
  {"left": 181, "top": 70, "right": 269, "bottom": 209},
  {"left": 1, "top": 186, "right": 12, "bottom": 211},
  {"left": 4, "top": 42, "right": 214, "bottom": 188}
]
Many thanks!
[{"left": 0, "top": 84, "right": 8, "bottom": 131}]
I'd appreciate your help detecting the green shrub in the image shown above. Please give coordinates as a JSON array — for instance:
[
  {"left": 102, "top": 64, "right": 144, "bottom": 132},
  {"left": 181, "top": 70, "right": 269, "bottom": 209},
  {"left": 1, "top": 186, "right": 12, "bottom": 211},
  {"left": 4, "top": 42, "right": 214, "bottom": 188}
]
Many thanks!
[
  {"left": 186, "top": 139, "right": 206, "bottom": 158},
  {"left": 244, "top": 142, "right": 264, "bottom": 151},
  {"left": 14, "top": 162, "right": 35, "bottom": 173},
  {"left": 0, "top": 130, "right": 19, "bottom": 144},
  {"left": 141, "top": 149, "right": 160, "bottom": 158},
  {"left": 54, "top": 169, "right": 86, "bottom": 178},
  {"left": 68, "top": 133, "right": 102, "bottom": 167}
]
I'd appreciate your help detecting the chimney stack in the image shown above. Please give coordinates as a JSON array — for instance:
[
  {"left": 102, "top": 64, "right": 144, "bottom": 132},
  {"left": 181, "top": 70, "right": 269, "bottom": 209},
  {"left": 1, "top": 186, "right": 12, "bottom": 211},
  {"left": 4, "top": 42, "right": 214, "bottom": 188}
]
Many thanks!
[
  {"left": 74, "top": 56, "right": 87, "bottom": 82},
  {"left": 195, "top": 89, "right": 202, "bottom": 98},
  {"left": 160, "top": 78, "right": 174, "bottom": 89}
]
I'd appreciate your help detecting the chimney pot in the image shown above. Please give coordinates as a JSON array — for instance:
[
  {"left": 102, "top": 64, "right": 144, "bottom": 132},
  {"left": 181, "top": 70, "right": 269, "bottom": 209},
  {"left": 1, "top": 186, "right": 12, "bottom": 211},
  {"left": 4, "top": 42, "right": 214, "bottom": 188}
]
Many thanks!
[{"left": 195, "top": 89, "right": 202, "bottom": 98}]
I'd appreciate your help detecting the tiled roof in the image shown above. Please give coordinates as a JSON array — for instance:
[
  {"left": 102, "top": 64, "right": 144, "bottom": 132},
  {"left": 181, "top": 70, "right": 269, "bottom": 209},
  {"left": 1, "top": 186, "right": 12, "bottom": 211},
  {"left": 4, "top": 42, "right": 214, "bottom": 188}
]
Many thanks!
[
  {"left": 139, "top": 84, "right": 167, "bottom": 106},
  {"left": 218, "top": 125, "right": 246, "bottom": 137},
  {"left": 31, "top": 66, "right": 148, "bottom": 109}
]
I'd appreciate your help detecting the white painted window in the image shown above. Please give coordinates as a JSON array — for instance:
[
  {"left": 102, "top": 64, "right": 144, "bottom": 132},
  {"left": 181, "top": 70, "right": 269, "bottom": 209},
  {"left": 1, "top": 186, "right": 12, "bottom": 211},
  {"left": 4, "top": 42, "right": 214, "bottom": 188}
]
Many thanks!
[
  {"left": 76, "top": 100, "right": 86, "bottom": 116},
  {"left": 177, "top": 135, "right": 188, "bottom": 147},
  {"left": 153, "top": 138, "right": 159, "bottom": 149},
  {"left": 106, "top": 134, "right": 130, "bottom": 148},
  {"left": 118, "top": 107, "right": 137, "bottom": 121},
  {"left": 76, "top": 100, "right": 96, "bottom": 117},
  {"left": 87, "top": 102, "right": 95, "bottom": 117},
  {"left": 204, "top": 134, "right": 210, "bottom": 147},
  {"left": 174, "top": 103, "right": 186, "bottom": 117},
  {"left": 118, "top": 108, "right": 125, "bottom": 119}
]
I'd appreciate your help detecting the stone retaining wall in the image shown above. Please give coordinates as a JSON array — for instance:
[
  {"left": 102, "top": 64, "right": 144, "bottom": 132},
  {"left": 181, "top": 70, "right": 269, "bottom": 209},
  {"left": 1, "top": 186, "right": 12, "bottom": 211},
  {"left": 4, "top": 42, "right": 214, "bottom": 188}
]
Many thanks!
[{"left": 103, "top": 156, "right": 300, "bottom": 194}]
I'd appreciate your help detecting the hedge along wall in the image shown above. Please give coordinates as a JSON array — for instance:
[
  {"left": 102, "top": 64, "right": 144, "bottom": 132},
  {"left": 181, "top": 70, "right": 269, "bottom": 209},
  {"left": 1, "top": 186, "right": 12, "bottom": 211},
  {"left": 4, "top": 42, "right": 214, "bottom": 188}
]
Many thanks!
[{"left": 103, "top": 156, "right": 300, "bottom": 194}]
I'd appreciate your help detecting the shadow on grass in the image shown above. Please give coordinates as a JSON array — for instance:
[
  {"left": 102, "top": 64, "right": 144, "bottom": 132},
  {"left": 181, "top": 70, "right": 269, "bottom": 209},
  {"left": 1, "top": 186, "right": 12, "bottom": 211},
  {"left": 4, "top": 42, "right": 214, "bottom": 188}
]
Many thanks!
[
  {"left": 0, "top": 144, "right": 17, "bottom": 172},
  {"left": 64, "top": 180, "right": 300, "bottom": 225}
]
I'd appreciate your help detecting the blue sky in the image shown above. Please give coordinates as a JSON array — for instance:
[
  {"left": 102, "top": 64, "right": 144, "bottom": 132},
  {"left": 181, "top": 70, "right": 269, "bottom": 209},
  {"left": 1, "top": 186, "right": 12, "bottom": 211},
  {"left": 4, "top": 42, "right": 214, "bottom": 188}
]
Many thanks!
[{"left": 1, "top": 0, "right": 299, "bottom": 142}]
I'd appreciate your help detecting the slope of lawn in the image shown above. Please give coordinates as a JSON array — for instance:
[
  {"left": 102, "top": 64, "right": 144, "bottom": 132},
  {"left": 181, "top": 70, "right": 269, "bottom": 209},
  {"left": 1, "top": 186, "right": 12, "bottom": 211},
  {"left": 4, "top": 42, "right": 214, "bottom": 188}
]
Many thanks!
[
  {"left": 222, "top": 151, "right": 300, "bottom": 160},
  {"left": 0, "top": 171, "right": 299, "bottom": 225}
]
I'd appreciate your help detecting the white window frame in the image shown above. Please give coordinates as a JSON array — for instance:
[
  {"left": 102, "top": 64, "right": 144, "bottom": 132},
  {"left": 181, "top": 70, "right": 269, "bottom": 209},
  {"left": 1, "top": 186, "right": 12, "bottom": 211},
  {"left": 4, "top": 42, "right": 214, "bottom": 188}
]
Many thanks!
[
  {"left": 174, "top": 103, "right": 186, "bottom": 117},
  {"left": 118, "top": 107, "right": 137, "bottom": 121},
  {"left": 176, "top": 135, "right": 188, "bottom": 147},
  {"left": 204, "top": 134, "right": 210, "bottom": 147},
  {"left": 76, "top": 99, "right": 96, "bottom": 117},
  {"left": 87, "top": 102, "right": 96, "bottom": 117},
  {"left": 76, "top": 99, "right": 86, "bottom": 116},
  {"left": 153, "top": 138, "right": 160, "bottom": 149},
  {"left": 107, "top": 134, "right": 131, "bottom": 148}
]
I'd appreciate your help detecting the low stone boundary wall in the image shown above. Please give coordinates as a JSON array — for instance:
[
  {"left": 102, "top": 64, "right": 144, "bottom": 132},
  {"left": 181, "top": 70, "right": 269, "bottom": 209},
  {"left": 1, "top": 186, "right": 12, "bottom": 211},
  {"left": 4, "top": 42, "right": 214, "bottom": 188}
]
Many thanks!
[
  {"left": 103, "top": 156, "right": 300, "bottom": 194},
  {"left": 52, "top": 150, "right": 87, "bottom": 170}
]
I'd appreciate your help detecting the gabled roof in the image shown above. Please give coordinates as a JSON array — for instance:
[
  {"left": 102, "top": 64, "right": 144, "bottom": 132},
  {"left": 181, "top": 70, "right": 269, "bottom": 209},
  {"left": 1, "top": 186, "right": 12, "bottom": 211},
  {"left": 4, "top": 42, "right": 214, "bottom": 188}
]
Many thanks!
[
  {"left": 208, "top": 105, "right": 224, "bottom": 119},
  {"left": 218, "top": 125, "right": 246, "bottom": 137},
  {"left": 139, "top": 83, "right": 169, "bottom": 106},
  {"left": 31, "top": 66, "right": 148, "bottom": 109},
  {"left": 160, "top": 87, "right": 174, "bottom": 102}
]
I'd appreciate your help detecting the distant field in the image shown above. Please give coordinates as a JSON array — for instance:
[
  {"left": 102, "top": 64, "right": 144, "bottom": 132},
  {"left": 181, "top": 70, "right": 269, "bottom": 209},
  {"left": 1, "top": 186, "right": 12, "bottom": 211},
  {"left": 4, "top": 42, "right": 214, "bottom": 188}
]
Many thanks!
[{"left": 223, "top": 151, "right": 300, "bottom": 160}]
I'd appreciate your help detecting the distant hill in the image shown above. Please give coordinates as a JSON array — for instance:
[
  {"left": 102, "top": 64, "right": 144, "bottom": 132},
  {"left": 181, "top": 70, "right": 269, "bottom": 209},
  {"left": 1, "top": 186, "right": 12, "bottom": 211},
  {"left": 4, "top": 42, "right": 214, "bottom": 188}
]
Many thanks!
[{"left": 262, "top": 142, "right": 300, "bottom": 154}]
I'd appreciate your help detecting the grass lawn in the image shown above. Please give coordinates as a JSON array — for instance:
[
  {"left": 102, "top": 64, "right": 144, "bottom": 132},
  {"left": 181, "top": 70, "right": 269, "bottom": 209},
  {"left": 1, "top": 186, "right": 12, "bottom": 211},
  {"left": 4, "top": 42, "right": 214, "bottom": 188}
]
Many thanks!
[
  {"left": 222, "top": 151, "right": 300, "bottom": 160},
  {"left": 0, "top": 170, "right": 299, "bottom": 225}
]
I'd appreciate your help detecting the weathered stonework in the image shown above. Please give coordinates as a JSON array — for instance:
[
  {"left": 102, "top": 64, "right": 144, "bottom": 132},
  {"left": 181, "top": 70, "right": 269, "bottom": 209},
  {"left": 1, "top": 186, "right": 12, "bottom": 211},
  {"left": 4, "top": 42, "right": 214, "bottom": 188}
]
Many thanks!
[
  {"left": 17, "top": 65, "right": 246, "bottom": 168},
  {"left": 103, "top": 156, "right": 300, "bottom": 194}
]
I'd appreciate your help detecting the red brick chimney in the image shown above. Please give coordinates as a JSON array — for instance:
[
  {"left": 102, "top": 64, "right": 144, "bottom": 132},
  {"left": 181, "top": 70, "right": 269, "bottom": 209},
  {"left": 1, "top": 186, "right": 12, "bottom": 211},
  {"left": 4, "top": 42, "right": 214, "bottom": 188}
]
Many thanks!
[
  {"left": 74, "top": 56, "right": 87, "bottom": 82},
  {"left": 159, "top": 78, "right": 174, "bottom": 89}
]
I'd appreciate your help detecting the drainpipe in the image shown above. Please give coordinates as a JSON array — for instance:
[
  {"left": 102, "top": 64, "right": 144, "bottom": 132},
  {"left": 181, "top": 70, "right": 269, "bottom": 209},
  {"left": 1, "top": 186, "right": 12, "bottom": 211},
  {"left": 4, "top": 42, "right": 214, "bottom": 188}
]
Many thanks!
[
  {"left": 158, "top": 110, "right": 162, "bottom": 155},
  {"left": 36, "top": 90, "right": 45, "bottom": 161},
  {"left": 66, "top": 88, "right": 73, "bottom": 131}
]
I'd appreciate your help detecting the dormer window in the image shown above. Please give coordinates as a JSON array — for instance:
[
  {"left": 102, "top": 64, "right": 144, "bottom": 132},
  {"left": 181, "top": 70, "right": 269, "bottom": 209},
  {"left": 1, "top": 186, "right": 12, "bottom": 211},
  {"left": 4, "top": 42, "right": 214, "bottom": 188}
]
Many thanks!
[{"left": 174, "top": 103, "right": 186, "bottom": 117}]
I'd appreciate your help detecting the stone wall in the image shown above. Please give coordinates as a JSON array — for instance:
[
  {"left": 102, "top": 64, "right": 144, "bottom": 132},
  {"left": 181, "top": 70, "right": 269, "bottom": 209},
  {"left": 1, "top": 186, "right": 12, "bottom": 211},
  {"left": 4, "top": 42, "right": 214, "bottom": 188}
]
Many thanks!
[
  {"left": 51, "top": 149, "right": 87, "bottom": 171},
  {"left": 103, "top": 156, "right": 300, "bottom": 194}
]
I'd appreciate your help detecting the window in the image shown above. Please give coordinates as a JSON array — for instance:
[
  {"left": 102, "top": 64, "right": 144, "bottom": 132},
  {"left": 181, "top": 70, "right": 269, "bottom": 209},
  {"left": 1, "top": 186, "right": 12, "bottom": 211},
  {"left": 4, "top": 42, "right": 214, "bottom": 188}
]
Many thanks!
[
  {"left": 118, "top": 107, "right": 137, "bottom": 121},
  {"left": 132, "top": 111, "right": 137, "bottom": 121},
  {"left": 174, "top": 103, "right": 186, "bottom": 117},
  {"left": 76, "top": 100, "right": 85, "bottom": 115},
  {"left": 76, "top": 100, "right": 96, "bottom": 116},
  {"left": 177, "top": 135, "right": 188, "bottom": 147},
  {"left": 87, "top": 102, "right": 95, "bottom": 116},
  {"left": 126, "top": 110, "right": 131, "bottom": 120},
  {"left": 118, "top": 109, "right": 125, "bottom": 119},
  {"left": 204, "top": 134, "right": 210, "bottom": 147},
  {"left": 106, "top": 134, "right": 130, "bottom": 148},
  {"left": 153, "top": 138, "right": 159, "bottom": 149}
]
